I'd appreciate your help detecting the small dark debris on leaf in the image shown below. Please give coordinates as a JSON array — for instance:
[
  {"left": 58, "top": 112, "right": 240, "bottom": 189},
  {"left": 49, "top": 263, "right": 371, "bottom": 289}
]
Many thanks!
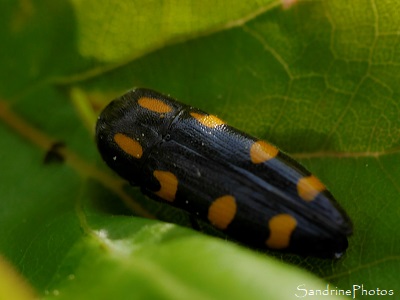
[{"left": 44, "top": 141, "right": 66, "bottom": 164}]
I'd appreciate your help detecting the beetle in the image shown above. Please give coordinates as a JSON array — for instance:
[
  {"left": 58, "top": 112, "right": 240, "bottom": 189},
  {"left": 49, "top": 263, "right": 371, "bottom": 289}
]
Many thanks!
[{"left": 96, "top": 88, "right": 352, "bottom": 258}]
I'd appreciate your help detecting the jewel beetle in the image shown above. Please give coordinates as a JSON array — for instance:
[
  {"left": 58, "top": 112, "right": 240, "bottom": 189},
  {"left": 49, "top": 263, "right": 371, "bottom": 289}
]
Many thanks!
[{"left": 96, "top": 88, "right": 352, "bottom": 258}]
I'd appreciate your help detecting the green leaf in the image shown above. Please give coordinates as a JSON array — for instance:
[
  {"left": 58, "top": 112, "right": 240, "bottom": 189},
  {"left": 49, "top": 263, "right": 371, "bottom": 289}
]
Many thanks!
[{"left": 1, "top": 0, "right": 399, "bottom": 299}]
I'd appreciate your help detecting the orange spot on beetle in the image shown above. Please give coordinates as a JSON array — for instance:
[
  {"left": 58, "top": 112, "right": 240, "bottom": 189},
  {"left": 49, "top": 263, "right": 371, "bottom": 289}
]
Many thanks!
[
  {"left": 138, "top": 97, "right": 173, "bottom": 114},
  {"left": 208, "top": 195, "right": 237, "bottom": 230},
  {"left": 297, "top": 175, "right": 326, "bottom": 202},
  {"left": 190, "top": 112, "right": 225, "bottom": 128},
  {"left": 114, "top": 133, "right": 143, "bottom": 158},
  {"left": 250, "top": 140, "right": 279, "bottom": 164},
  {"left": 153, "top": 170, "right": 178, "bottom": 202},
  {"left": 266, "top": 214, "right": 297, "bottom": 249}
]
